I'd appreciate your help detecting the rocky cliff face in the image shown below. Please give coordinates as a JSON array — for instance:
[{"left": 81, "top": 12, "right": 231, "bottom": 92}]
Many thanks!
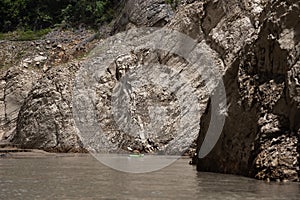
[
  {"left": 12, "top": 63, "right": 85, "bottom": 152},
  {"left": 0, "top": 67, "right": 40, "bottom": 141},
  {"left": 113, "top": 0, "right": 300, "bottom": 181},
  {"left": 0, "top": 30, "right": 98, "bottom": 149},
  {"left": 195, "top": 0, "right": 300, "bottom": 182},
  {"left": 1, "top": 0, "right": 299, "bottom": 181}
]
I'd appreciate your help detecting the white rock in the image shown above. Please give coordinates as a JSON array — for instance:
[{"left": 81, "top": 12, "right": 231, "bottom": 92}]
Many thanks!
[
  {"left": 33, "top": 55, "right": 47, "bottom": 62},
  {"left": 23, "top": 58, "right": 32, "bottom": 63}
]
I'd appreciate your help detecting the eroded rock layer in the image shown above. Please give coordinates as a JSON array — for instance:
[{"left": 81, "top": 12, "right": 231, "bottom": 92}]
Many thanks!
[
  {"left": 1, "top": 0, "right": 299, "bottom": 181},
  {"left": 195, "top": 0, "right": 300, "bottom": 182}
]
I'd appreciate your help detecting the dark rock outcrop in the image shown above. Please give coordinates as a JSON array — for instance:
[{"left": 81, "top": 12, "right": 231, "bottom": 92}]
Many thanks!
[
  {"left": 113, "top": 0, "right": 174, "bottom": 32},
  {"left": 196, "top": 0, "right": 300, "bottom": 182}
]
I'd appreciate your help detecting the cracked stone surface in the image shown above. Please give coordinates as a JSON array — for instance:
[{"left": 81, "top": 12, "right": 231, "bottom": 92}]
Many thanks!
[
  {"left": 0, "top": 67, "right": 40, "bottom": 140},
  {"left": 11, "top": 63, "right": 85, "bottom": 152},
  {"left": 195, "top": 0, "right": 300, "bottom": 182},
  {"left": 73, "top": 41, "right": 220, "bottom": 154},
  {"left": 113, "top": 0, "right": 174, "bottom": 32},
  {"left": 1, "top": 0, "right": 300, "bottom": 182}
]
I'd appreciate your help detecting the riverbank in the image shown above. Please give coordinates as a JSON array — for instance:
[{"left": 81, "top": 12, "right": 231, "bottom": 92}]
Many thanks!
[{"left": 0, "top": 141, "right": 58, "bottom": 158}]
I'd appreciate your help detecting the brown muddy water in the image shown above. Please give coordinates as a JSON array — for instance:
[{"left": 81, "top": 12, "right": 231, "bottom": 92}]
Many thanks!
[{"left": 0, "top": 154, "right": 299, "bottom": 199}]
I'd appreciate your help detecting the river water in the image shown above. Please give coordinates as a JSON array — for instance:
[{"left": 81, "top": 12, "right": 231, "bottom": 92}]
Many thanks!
[{"left": 1, "top": 154, "right": 299, "bottom": 200}]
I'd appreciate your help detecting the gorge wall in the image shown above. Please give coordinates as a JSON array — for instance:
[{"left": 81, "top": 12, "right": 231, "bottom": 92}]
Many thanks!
[
  {"left": 0, "top": 0, "right": 299, "bottom": 181},
  {"left": 195, "top": 0, "right": 300, "bottom": 182}
]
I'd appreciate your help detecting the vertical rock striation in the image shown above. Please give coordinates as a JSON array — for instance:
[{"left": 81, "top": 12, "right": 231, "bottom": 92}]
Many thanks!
[
  {"left": 0, "top": 67, "right": 40, "bottom": 141},
  {"left": 196, "top": 0, "right": 300, "bottom": 182},
  {"left": 2, "top": 0, "right": 299, "bottom": 181},
  {"left": 11, "top": 63, "right": 85, "bottom": 152}
]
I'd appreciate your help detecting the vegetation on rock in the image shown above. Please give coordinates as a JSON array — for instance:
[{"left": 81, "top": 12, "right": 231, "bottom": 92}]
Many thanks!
[{"left": 0, "top": 0, "right": 121, "bottom": 33}]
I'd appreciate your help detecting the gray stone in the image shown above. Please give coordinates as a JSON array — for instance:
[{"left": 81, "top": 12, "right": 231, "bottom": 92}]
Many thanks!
[
  {"left": 11, "top": 63, "right": 85, "bottom": 152},
  {"left": 196, "top": 0, "right": 300, "bottom": 182},
  {"left": 113, "top": 0, "right": 174, "bottom": 32},
  {"left": 0, "top": 0, "right": 299, "bottom": 182},
  {"left": 0, "top": 67, "right": 40, "bottom": 141}
]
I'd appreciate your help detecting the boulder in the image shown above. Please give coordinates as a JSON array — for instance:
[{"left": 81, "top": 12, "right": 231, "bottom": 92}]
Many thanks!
[{"left": 11, "top": 63, "right": 85, "bottom": 152}]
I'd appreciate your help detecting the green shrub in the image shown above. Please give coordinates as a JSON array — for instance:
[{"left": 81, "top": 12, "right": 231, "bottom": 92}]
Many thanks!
[
  {"left": 0, "top": 28, "right": 51, "bottom": 41},
  {"left": 0, "top": 0, "right": 121, "bottom": 33}
]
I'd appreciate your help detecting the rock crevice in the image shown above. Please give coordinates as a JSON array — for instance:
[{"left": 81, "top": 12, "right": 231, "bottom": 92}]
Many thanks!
[{"left": 0, "top": 0, "right": 299, "bottom": 182}]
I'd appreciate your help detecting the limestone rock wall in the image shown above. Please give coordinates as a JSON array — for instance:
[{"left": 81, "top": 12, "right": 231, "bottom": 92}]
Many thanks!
[
  {"left": 0, "top": 30, "right": 99, "bottom": 147},
  {"left": 0, "top": 67, "right": 40, "bottom": 141},
  {"left": 195, "top": 0, "right": 300, "bottom": 182},
  {"left": 11, "top": 63, "right": 85, "bottom": 152},
  {"left": 113, "top": 0, "right": 174, "bottom": 32},
  {"left": 1, "top": 0, "right": 299, "bottom": 181}
]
